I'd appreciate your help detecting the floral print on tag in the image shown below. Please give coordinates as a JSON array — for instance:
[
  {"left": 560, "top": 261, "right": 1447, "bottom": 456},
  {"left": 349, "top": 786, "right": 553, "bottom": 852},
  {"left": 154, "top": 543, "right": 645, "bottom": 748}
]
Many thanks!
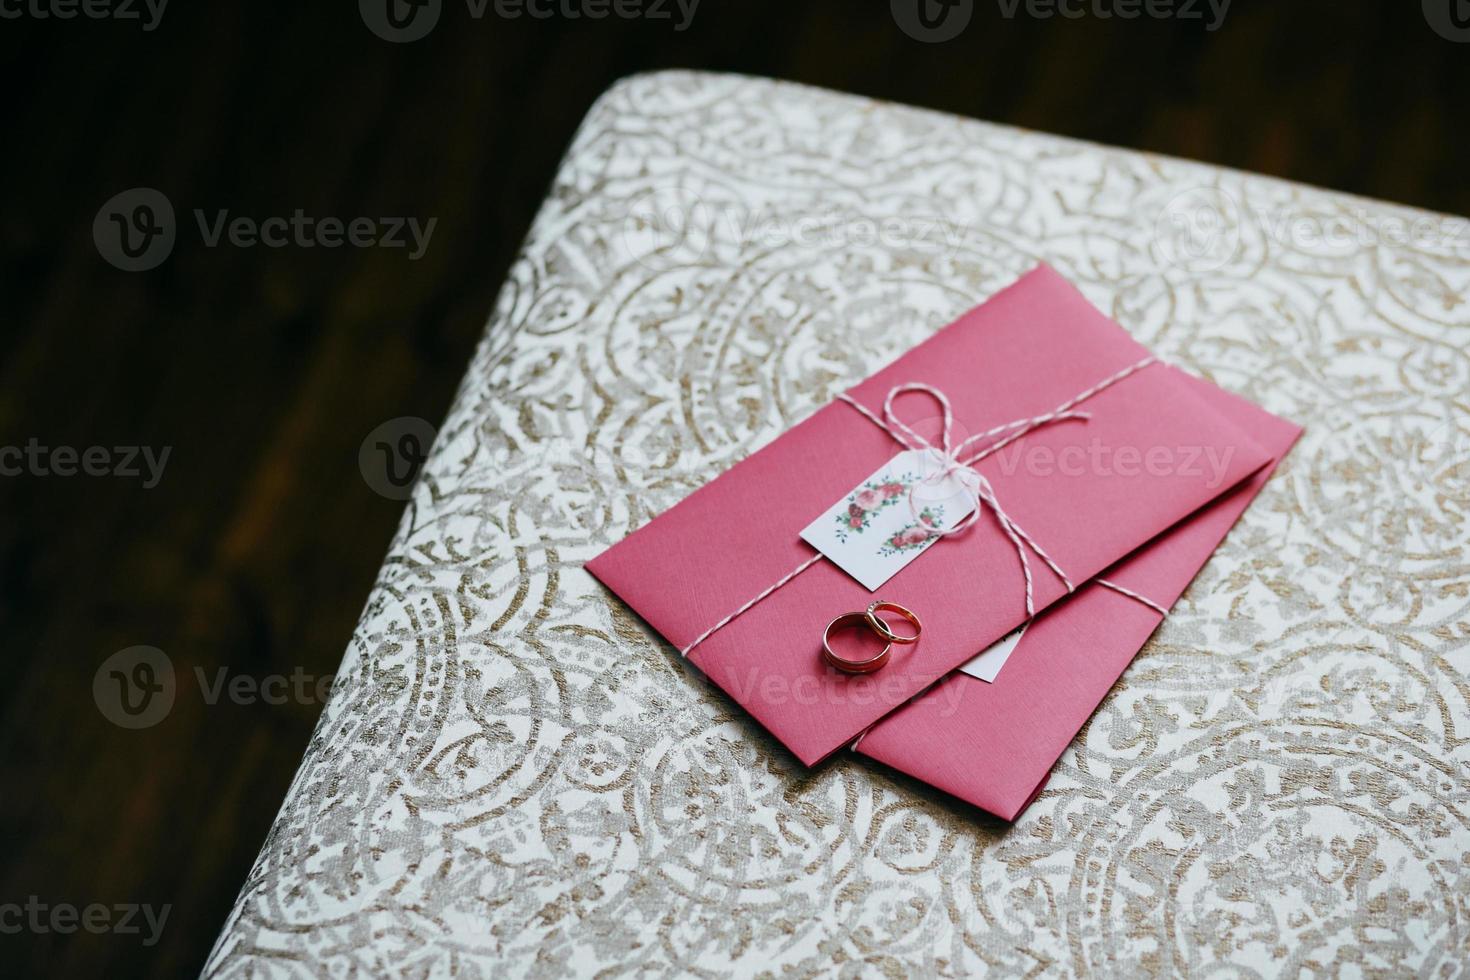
[
  {"left": 834, "top": 475, "right": 912, "bottom": 542},
  {"left": 879, "top": 507, "right": 945, "bottom": 557}
]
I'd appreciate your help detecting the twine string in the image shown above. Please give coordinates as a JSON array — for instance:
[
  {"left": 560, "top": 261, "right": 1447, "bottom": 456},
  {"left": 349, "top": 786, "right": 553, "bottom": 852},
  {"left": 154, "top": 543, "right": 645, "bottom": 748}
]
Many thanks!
[{"left": 679, "top": 356, "right": 1164, "bottom": 657}]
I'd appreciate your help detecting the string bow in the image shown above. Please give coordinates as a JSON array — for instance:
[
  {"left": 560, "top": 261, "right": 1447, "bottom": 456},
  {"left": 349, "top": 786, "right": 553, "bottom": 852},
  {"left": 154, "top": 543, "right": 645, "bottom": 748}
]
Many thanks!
[
  {"left": 838, "top": 384, "right": 1083, "bottom": 616},
  {"left": 677, "top": 355, "right": 1163, "bottom": 657}
]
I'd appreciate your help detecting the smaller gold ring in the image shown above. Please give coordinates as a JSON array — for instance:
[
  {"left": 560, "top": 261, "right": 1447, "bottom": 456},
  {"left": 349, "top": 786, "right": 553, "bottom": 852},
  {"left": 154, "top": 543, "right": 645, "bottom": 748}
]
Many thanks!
[
  {"left": 864, "top": 601, "right": 922, "bottom": 645},
  {"left": 822, "top": 613, "right": 893, "bottom": 674}
]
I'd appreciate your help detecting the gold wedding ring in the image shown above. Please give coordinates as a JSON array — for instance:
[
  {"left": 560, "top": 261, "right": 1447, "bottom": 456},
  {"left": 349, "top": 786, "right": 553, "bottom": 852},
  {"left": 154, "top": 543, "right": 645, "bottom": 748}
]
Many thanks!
[
  {"left": 821, "top": 600, "right": 923, "bottom": 675},
  {"left": 822, "top": 613, "right": 892, "bottom": 674},
  {"left": 864, "top": 601, "right": 922, "bottom": 644}
]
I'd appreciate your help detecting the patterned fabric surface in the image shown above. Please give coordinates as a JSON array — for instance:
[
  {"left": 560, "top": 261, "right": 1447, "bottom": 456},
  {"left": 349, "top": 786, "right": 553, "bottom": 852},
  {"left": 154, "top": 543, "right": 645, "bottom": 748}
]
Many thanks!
[{"left": 205, "top": 72, "right": 1470, "bottom": 977}]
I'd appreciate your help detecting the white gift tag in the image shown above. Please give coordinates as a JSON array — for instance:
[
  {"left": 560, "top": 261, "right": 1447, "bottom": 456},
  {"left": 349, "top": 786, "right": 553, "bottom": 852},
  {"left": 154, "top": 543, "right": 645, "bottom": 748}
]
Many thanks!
[
  {"left": 800, "top": 449, "right": 978, "bottom": 591},
  {"left": 957, "top": 624, "right": 1027, "bottom": 683}
]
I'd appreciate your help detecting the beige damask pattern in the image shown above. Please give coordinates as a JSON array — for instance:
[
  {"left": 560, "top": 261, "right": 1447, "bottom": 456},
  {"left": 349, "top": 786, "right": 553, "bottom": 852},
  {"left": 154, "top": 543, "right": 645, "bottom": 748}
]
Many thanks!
[{"left": 205, "top": 72, "right": 1470, "bottom": 977}]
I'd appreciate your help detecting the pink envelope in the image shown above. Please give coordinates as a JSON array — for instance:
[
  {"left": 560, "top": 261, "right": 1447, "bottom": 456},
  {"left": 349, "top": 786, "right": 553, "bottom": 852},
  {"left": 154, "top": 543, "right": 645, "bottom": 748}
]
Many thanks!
[
  {"left": 587, "top": 265, "right": 1273, "bottom": 765},
  {"left": 856, "top": 379, "right": 1303, "bottom": 819}
]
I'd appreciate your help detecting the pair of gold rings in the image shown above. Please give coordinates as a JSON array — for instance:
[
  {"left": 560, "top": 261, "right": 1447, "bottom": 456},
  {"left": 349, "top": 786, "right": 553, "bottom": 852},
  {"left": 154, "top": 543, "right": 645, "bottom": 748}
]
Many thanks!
[{"left": 821, "top": 601, "right": 923, "bottom": 674}]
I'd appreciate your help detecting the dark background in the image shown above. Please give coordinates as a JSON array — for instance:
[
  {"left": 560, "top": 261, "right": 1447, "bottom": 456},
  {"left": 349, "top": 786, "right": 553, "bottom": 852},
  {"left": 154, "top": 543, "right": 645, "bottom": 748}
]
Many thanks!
[{"left": 0, "top": 1, "right": 1465, "bottom": 974}]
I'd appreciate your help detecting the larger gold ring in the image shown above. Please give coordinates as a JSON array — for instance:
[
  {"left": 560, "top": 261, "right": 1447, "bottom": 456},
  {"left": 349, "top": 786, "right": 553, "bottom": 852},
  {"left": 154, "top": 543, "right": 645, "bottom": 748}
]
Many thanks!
[
  {"left": 865, "top": 600, "right": 922, "bottom": 644},
  {"left": 822, "top": 612, "right": 892, "bottom": 674}
]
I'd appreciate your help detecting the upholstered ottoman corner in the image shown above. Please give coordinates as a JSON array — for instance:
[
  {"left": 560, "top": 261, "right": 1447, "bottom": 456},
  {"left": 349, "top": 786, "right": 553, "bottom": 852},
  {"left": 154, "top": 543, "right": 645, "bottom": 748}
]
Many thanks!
[{"left": 204, "top": 70, "right": 1470, "bottom": 977}]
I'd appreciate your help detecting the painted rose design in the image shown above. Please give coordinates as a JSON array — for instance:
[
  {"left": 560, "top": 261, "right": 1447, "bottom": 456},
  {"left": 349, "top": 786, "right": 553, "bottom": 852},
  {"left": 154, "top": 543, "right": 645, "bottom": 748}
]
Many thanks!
[
  {"left": 878, "top": 507, "right": 944, "bottom": 558},
  {"left": 834, "top": 475, "right": 914, "bottom": 542}
]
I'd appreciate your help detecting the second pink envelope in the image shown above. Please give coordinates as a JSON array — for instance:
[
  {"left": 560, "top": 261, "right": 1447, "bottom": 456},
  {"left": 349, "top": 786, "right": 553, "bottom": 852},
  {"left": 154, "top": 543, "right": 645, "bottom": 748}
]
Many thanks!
[{"left": 856, "top": 378, "right": 1303, "bottom": 818}]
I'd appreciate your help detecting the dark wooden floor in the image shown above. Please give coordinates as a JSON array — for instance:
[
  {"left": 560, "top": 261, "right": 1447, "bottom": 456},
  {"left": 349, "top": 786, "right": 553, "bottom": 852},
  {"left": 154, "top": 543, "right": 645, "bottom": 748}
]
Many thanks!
[{"left": 0, "top": 1, "right": 1465, "bottom": 974}]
